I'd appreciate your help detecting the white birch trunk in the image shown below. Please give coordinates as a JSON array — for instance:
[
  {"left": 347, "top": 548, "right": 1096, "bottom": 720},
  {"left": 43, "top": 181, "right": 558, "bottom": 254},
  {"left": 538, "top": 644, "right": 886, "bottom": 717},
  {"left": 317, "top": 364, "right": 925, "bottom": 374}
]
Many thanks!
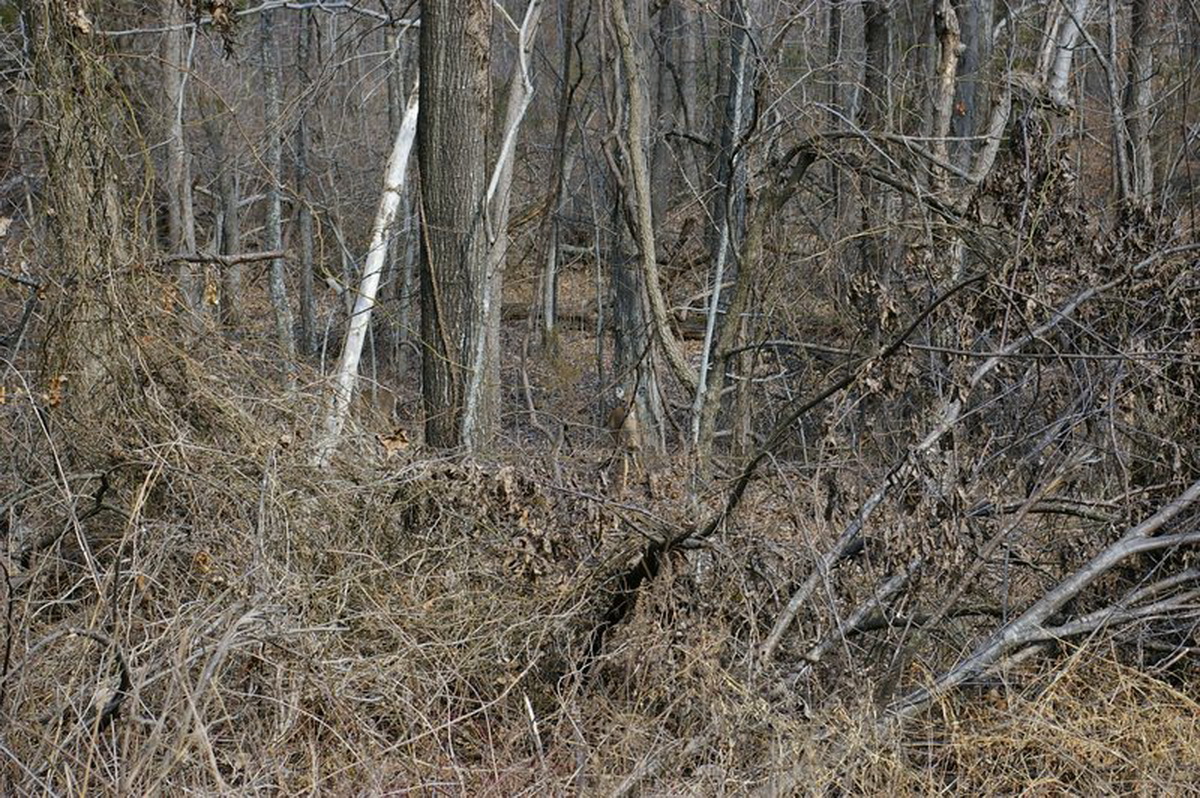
[
  {"left": 313, "top": 89, "right": 420, "bottom": 466},
  {"left": 1048, "top": 0, "right": 1090, "bottom": 107}
]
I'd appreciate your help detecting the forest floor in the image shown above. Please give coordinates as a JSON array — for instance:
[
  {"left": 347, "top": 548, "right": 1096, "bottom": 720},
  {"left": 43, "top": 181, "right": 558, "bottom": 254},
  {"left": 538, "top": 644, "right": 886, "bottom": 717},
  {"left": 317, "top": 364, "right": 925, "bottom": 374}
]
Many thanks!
[{"left": 2, "top": 252, "right": 1200, "bottom": 795}]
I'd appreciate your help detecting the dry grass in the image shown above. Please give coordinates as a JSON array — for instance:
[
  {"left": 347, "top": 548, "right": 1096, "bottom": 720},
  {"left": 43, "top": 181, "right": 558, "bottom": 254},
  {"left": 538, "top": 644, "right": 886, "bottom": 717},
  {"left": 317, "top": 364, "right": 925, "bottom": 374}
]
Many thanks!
[{"left": 1, "top": 276, "right": 1198, "bottom": 795}]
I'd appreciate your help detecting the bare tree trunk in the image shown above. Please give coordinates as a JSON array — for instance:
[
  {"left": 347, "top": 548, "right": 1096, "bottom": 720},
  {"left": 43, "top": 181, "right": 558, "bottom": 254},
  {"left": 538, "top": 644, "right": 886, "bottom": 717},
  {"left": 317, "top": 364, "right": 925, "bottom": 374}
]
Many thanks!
[
  {"left": 828, "top": 0, "right": 844, "bottom": 197},
  {"left": 698, "top": 182, "right": 762, "bottom": 465},
  {"left": 1036, "top": 2, "right": 1066, "bottom": 80},
  {"left": 617, "top": 255, "right": 666, "bottom": 459},
  {"left": 419, "top": 0, "right": 493, "bottom": 450},
  {"left": 1124, "top": 0, "right": 1156, "bottom": 204},
  {"left": 393, "top": 185, "right": 418, "bottom": 377},
  {"left": 162, "top": 0, "right": 197, "bottom": 309},
  {"left": 1104, "top": 0, "right": 1134, "bottom": 201},
  {"left": 649, "top": 3, "right": 673, "bottom": 229},
  {"left": 930, "top": 0, "right": 961, "bottom": 195},
  {"left": 210, "top": 118, "right": 242, "bottom": 331},
  {"left": 952, "top": 0, "right": 992, "bottom": 168},
  {"left": 610, "top": 0, "right": 697, "bottom": 395},
  {"left": 540, "top": 0, "right": 579, "bottom": 346},
  {"left": 672, "top": 3, "right": 701, "bottom": 191},
  {"left": 729, "top": 300, "right": 755, "bottom": 459},
  {"left": 1048, "top": 0, "right": 1090, "bottom": 107},
  {"left": 313, "top": 91, "right": 419, "bottom": 466},
  {"left": 261, "top": 9, "right": 297, "bottom": 374},
  {"left": 600, "top": 4, "right": 664, "bottom": 458},
  {"left": 391, "top": 32, "right": 421, "bottom": 378},
  {"left": 861, "top": 1, "right": 892, "bottom": 130},
  {"left": 708, "top": 0, "right": 752, "bottom": 264},
  {"left": 31, "top": 0, "right": 139, "bottom": 422},
  {"left": 202, "top": 102, "right": 242, "bottom": 331},
  {"left": 692, "top": 0, "right": 754, "bottom": 460},
  {"left": 296, "top": 11, "right": 317, "bottom": 357},
  {"left": 384, "top": 27, "right": 414, "bottom": 373},
  {"left": 463, "top": 0, "right": 543, "bottom": 450},
  {"left": 858, "top": 0, "right": 893, "bottom": 345}
]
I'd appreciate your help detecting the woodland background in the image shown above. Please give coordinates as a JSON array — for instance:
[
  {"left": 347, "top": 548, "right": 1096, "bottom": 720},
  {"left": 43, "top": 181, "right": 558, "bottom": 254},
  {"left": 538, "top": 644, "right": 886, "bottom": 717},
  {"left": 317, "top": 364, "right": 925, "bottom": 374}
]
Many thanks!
[{"left": 1, "top": 0, "right": 1200, "bottom": 793}]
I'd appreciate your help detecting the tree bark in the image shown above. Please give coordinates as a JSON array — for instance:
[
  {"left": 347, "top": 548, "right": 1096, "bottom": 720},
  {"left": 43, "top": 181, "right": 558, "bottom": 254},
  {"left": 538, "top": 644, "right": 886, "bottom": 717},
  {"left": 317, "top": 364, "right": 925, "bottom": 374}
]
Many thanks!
[
  {"left": 951, "top": 0, "right": 992, "bottom": 168},
  {"left": 464, "top": 0, "right": 543, "bottom": 450},
  {"left": 540, "top": 0, "right": 579, "bottom": 346},
  {"left": 1124, "top": 0, "right": 1156, "bottom": 204},
  {"left": 692, "top": 0, "right": 754, "bottom": 458},
  {"left": 202, "top": 103, "right": 242, "bottom": 330},
  {"left": 1047, "top": 0, "right": 1090, "bottom": 107},
  {"left": 385, "top": 29, "right": 419, "bottom": 377},
  {"left": 858, "top": 0, "right": 894, "bottom": 344},
  {"left": 162, "top": 0, "right": 197, "bottom": 309},
  {"left": 610, "top": 0, "right": 698, "bottom": 395},
  {"left": 828, "top": 0, "right": 844, "bottom": 198},
  {"left": 677, "top": 4, "right": 701, "bottom": 189},
  {"left": 30, "top": 0, "right": 139, "bottom": 423},
  {"left": 296, "top": 11, "right": 317, "bottom": 356},
  {"left": 261, "top": 9, "right": 297, "bottom": 374},
  {"left": 649, "top": 2, "right": 673, "bottom": 228},
  {"left": 1105, "top": 0, "right": 1133, "bottom": 201},
  {"left": 218, "top": 127, "right": 241, "bottom": 329},
  {"left": 419, "top": 0, "right": 493, "bottom": 450},
  {"left": 930, "top": 0, "right": 961, "bottom": 195}
]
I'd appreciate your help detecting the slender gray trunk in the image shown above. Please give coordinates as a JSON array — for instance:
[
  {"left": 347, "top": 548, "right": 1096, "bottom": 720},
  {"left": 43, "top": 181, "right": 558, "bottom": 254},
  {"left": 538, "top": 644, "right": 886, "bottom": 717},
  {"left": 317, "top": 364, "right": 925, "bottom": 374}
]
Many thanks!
[
  {"left": 828, "top": 0, "right": 844, "bottom": 199},
  {"left": 163, "top": 0, "right": 197, "bottom": 308},
  {"left": 1124, "top": 0, "right": 1156, "bottom": 204},
  {"left": 313, "top": 91, "right": 419, "bottom": 465},
  {"left": 464, "top": 0, "right": 543, "bottom": 449},
  {"left": 649, "top": 3, "right": 674, "bottom": 228},
  {"left": 219, "top": 140, "right": 241, "bottom": 330},
  {"left": 203, "top": 104, "right": 242, "bottom": 330},
  {"left": 675, "top": 4, "right": 701, "bottom": 190},
  {"left": 261, "top": 9, "right": 297, "bottom": 372},
  {"left": 611, "top": 0, "right": 697, "bottom": 395},
  {"left": 693, "top": 0, "right": 754, "bottom": 457},
  {"left": 297, "top": 12, "right": 316, "bottom": 356},
  {"left": 1048, "top": 0, "right": 1090, "bottom": 107},
  {"left": 858, "top": 0, "right": 893, "bottom": 344},
  {"left": 388, "top": 26, "right": 422, "bottom": 372},
  {"left": 952, "top": 0, "right": 993, "bottom": 168},
  {"left": 541, "top": 0, "right": 578, "bottom": 345}
]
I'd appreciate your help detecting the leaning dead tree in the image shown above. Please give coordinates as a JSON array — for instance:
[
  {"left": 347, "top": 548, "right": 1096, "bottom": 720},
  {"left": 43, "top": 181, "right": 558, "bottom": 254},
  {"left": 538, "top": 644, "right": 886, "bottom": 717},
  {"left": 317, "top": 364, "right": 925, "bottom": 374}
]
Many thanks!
[{"left": 313, "top": 88, "right": 419, "bottom": 466}]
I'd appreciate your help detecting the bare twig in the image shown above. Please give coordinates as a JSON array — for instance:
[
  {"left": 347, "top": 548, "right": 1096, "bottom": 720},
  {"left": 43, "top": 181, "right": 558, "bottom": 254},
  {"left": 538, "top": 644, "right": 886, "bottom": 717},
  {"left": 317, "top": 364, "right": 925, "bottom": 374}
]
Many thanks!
[
  {"left": 756, "top": 244, "right": 1192, "bottom": 662},
  {"left": 163, "top": 250, "right": 284, "bottom": 267},
  {"left": 0, "top": 269, "right": 42, "bottom": 289},
  {"left": 1, "top": 628, "right": 130, "bottom": 733}
]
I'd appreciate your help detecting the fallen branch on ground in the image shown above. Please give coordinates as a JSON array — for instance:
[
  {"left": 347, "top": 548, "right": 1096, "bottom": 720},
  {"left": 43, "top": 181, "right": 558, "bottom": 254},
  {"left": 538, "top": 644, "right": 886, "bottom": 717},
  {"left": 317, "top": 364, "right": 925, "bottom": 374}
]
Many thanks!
[{"left": 890, "top": 478, "right": 1200, "bottom": 719}]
